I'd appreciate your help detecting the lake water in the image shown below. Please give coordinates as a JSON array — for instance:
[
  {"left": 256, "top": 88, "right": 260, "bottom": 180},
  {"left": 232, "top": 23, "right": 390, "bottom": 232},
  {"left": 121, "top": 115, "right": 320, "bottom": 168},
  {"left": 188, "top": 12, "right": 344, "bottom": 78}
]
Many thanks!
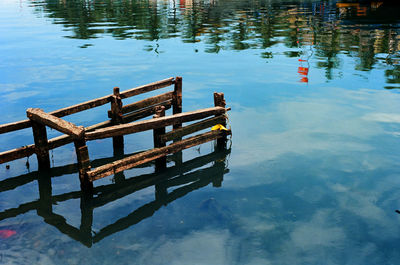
[{"left": 1, "top": 0, "right": 400, "bottom": 264}]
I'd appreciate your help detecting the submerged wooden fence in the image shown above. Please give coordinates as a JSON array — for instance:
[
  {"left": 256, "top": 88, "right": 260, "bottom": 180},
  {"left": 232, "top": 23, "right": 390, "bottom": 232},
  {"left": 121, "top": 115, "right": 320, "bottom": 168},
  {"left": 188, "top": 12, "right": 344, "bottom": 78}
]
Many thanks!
[{"left": 0, "top": 77, "right": 231, "bottom": 191}]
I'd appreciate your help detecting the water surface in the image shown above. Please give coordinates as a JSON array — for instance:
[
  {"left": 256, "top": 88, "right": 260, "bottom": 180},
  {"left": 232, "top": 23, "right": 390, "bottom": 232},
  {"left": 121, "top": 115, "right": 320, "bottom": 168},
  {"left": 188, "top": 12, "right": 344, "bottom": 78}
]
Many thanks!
[{"left": 1, "top": 0, "right": 400, "bottom": 264}]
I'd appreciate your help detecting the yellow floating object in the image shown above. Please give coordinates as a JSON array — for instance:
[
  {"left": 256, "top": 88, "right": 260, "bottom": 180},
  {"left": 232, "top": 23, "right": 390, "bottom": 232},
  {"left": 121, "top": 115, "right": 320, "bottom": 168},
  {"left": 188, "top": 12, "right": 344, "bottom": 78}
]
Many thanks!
[{"left": 211, "top": 124, "right": 228, "bottom": 131}]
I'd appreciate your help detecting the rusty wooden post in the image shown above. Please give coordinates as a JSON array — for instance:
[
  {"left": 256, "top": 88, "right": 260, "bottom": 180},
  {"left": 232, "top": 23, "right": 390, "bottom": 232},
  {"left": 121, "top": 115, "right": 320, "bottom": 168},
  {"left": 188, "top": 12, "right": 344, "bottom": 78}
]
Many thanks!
[
  {"left": 214, "top": 92, "right": 227, "bottom": 149},
  {"left": 30, "top": 121, "right": 50, "bottom": 170},
  {"left": 111, "top": 87, "right": 124, "bottom": 156},
  {"left": 153, "top": 105, "right": 167, "bottom": 172},
  {"left": 172, "top": 77, "right": 183, "bottom": 166},
  {"left": 173, "top": 77, "right": 182, "bottom": 129},
  {"left": 74, "top": 136, "right": 93, "bottom": 193}
]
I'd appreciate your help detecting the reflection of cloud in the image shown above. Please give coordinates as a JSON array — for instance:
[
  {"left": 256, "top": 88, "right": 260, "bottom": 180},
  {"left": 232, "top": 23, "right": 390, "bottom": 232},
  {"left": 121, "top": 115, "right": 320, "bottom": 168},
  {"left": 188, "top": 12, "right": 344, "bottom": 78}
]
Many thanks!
[
  {"left": 291, "top": 212, "right": 345, "bottom": 250},
  {"left": 139, "top": 229, "right": 235, "bottom": 265},
  {"left": 228, "top": 88, "right": 400, "bottom": 169},
  {"left": 2, "top": 91, "right": 40, "bottom": 102},
  {"left": 363, "top": 113, "right": 400, "bottom": 123}
]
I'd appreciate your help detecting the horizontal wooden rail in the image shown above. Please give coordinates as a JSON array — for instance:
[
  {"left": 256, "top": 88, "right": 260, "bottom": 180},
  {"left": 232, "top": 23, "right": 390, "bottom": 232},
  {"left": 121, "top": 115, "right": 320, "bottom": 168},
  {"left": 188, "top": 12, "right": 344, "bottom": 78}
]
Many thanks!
[
  {"left": 0, "top": 145, "right": 36, "bottom": 164},
  {"left": 27, "top": 108, "right": 84, "bottom": 139},
  {"left": 119, "top": 77, "right": 174, "bottom": 99},
  {"left": 0, "top": 95, "right": 111, "bottom": 135},
  {"left": 159, "top": 115, "right": 226, "bottom": 143},
  {"left": 51, "top": 95, "right": 111, "bottom": 118},
  {"left": 0, "top": 77, "right": 175, "bottom": 135},
  {"left": 121, "top": 100, "right": 172, "bottom": 124},
  {"left": 86, "top": 107, "right": 227, "bottom": 140},
  {"left": 87, "top": 129, "right": 231, "bottom": 181},
  {"left": 108, "top": 91, "right": 174, "bottom": 117}
]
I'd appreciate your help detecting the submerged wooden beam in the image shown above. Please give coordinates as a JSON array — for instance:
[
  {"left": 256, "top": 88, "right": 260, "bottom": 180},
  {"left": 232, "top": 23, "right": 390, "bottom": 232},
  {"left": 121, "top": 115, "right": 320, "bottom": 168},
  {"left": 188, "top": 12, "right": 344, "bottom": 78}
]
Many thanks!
[
  {"left": 86, "top": 106, "right": 227, "bottom": 140},
  {"left": 87, "top": 129, "right": 231, "bottom": 181},
  {"left": 119, "top": 77, "right": 174, "bottom": 99},
  {"left": 27, "top": 108, "right": 84, "bottom": 139},
  {"left": 159, "top": 115, "right": 226, "bottom": 143}
]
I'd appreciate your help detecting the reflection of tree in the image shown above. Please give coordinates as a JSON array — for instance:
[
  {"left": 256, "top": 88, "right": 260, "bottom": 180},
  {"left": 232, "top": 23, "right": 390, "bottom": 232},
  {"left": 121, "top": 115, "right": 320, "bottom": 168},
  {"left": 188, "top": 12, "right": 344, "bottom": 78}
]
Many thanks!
[
  {"left": 385, "top": 65, "right": 400, "bottom": 89},
  {"left": 33, "top": 0, "right": 400, "bottom": 84}
]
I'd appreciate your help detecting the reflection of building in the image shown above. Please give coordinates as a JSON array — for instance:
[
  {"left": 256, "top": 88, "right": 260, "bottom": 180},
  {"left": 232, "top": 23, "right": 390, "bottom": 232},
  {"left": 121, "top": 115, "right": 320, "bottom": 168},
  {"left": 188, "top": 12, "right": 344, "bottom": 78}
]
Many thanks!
[{"left": 0, "top": 148, "right": 230, "bottom": 247}]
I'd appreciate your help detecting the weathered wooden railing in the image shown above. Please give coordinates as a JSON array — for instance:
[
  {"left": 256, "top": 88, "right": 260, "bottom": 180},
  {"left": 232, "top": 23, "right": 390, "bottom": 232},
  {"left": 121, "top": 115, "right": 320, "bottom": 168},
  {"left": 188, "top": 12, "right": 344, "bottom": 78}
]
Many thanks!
[
  {"left": 0, "top": 77, "right": 177, "bottom": 164},
  {"left": 0, "top": 77, "right": 231, "bottom": 192}
]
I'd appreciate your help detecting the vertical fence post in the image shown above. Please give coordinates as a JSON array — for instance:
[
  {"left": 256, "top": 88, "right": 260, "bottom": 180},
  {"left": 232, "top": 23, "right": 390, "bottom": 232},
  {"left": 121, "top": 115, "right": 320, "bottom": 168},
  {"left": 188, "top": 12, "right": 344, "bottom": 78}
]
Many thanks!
[
  {"left": 30, "top": 121, "right": 51, "bottom": 170},
  {"left": 153, "top": 105, "right": 167, "bottom": 172},
  {"left": 172, "top": 77, "right": 183, "bottom": 166},
  {"left": 111, "top": 87, "right": 124, "bottom": 156},
  {"left": 214, "top": 92, "right": 227, "bottom": 149},
  {"left": 74, "top": 135, "right": 93, "bottom": 192},
  {"left": 173, "top": 77, "right": 182, "bottom": 129}
]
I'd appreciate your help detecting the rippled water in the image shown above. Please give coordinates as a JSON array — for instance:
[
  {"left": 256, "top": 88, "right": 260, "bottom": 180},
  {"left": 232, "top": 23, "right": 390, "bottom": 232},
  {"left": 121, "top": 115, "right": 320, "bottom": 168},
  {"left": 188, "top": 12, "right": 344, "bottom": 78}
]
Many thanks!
[{"left": 1, "top": 0, "right": 400, "bottom": 264}]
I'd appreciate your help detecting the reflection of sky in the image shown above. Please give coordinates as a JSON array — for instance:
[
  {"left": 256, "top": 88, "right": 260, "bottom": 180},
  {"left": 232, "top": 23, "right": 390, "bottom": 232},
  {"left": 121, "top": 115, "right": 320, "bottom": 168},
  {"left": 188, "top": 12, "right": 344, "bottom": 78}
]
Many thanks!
[{"left": 1, "top": 0, "right": 400, "bottom": 264}]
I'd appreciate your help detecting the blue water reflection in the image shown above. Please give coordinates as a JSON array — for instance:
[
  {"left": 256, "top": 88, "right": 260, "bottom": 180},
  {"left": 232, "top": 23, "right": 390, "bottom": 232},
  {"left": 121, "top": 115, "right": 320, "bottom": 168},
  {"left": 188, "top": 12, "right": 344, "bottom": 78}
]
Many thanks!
[{"left": 1, "top": 0, "right": 400, "bottom": 264}]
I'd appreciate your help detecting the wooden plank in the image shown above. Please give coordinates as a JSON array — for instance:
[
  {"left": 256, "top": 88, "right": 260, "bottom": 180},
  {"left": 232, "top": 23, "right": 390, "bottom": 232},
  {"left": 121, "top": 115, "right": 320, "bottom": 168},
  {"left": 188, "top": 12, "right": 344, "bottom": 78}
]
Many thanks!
[
  {"left": 47, "top": 120, "right": 112, "bottom": 150},
  {"left": 50, "top": 95, "right": 110, "bottom": 118},
  {"left": 121, "top": 100, "right": 172, "bottom": 124},
  {"left": 109, "top": 91, "right": 174, "bottom": 116},
  {"left": 0, "top": 145, "right": 36, "bottom": 164},
  {"left": 27, "top": 108, "right": 84, "bottom": 139},
  {"left": 119, "top": 77, "right": 174, "bottom": 99},
  {"left": 160, "top": 115, "right": 226, "bottom": 143},
  {"left": 87, "top": 129, "right": 231, "bottom": 181},
  {"left": 86, "top": 106, "right": 227, "bottom": 140},
  {"left": 0, "top": 120, "right": 31, "bottom": 135}
]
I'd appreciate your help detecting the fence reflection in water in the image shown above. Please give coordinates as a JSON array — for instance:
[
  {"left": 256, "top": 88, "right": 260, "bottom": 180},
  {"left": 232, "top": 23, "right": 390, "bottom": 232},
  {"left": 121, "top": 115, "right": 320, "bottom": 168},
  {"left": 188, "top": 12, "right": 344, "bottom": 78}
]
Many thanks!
[{"left": 0, "top": 147, "right": 231, "bottom": 247}]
